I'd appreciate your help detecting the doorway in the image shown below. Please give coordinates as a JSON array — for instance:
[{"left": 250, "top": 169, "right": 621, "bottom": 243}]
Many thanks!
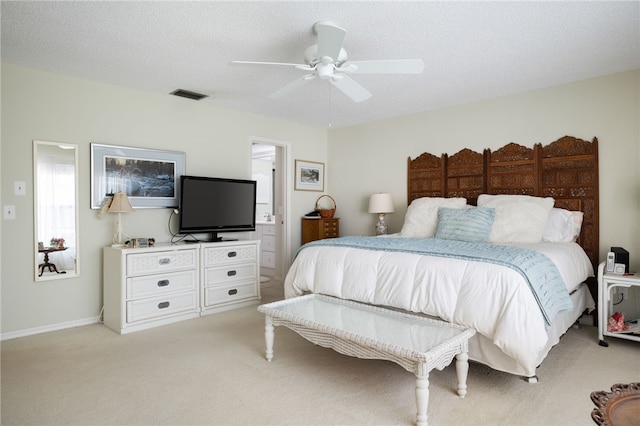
[{"left": 251, "top": 139, "right": 290, "bottom": 282}]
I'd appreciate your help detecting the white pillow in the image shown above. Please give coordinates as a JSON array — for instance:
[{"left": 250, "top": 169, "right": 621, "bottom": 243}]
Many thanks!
[
  {"left": 400, "top": 197, "right": 467, "bottom": 238},
  {"left": 570, "top": 211, "right": 584, "bottom": 241},
  {"left": 477, "top": 194, "right": 554, "bottom": 243},
  {"left": 543, "top": 208, "right": 584, "bottom": 242}
]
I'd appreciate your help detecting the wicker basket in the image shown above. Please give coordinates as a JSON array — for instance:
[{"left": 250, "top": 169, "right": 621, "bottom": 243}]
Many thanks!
[{"left": 315, "top": 195, "right": 336, "bottom": 218}]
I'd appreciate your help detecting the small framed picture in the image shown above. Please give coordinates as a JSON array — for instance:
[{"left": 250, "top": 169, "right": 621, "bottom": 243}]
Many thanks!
[{"left": 294, "top": 160, "right": 324, "bottom": 192}]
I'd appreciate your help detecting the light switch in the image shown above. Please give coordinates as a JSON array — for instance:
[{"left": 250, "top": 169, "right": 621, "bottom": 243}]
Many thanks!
[
  {"left": 4, "top": 205, "right": 16, "bottom": 220},
  {"left": 14, "top": 181, "right": 26, "bottom": 195}
]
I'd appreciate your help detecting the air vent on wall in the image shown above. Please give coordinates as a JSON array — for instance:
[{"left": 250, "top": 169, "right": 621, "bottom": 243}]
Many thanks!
[{"left": 170, "top": 89, "right": 208, "bottom": 101}]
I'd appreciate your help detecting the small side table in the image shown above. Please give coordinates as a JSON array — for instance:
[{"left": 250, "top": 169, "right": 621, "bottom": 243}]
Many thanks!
[
  {"left": 301, "top": 217, "right": 339, "bottom": 245},
  {"left": 38, "top": 246, "right": 67, "bottom": 276},
  {"left": 597, "top": 262, "right": 640, "bottom": 346}
]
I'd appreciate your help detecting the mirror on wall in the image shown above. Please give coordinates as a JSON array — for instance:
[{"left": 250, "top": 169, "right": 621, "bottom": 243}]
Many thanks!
[{"left": 33, "top": 140, "right": 80, "bottom": 281}]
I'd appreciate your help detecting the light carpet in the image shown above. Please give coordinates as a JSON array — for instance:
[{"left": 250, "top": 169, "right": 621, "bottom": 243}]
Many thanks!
[{"left": 1, "top": 280, "right": 638, "bottom": 425}]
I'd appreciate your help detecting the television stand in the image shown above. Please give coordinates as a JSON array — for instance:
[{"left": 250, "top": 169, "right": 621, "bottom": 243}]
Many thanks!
[
  {"left": 180, "top": 233, "right": 238, "bottom": 243},
  {"left": 103, "top": 239, "right": 261, "bottom": 334},
  {"left": 208, "top": 232, "right": 237, "bottom": 242}
]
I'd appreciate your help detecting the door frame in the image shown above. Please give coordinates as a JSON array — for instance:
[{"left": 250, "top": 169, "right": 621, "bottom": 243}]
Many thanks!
[{"left": 250, "top": 136, "right": 292, "bottom": 279}]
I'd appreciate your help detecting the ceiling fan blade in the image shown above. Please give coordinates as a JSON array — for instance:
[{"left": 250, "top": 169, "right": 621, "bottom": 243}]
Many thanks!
[
  {"left": 269, "top": 75, "right": 316, "bottom": 99},
  {"left": 330, "top": 75, "right": 371, "bottom": 102},
  {"left": 229, "top": 60, "right": 305, "bottom": 68},
  {"left": 341, "top": 59, "right": 425, "bottom": 74},
  {"left": 316, "top": 22, "right": 346, "bottom": 62}
]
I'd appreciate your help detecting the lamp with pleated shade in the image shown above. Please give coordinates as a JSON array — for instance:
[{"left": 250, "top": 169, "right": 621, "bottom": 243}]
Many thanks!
[{"left": 108, "top": 192, "right": 133, "bottom": 247}]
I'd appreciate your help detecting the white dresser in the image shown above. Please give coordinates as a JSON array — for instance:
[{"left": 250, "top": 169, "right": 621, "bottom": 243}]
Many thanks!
[
  {"left": 103, "top": 240, "right": 260, "bottom": 334},
  {"left": 103, "top": 244, "right": 200, "bottom": 334},
  {"left": 200, "top": 240, "right": 261, "bottom": 315},
  {"left": 255, "top": 223, "right": 276, "bottom": 275}
]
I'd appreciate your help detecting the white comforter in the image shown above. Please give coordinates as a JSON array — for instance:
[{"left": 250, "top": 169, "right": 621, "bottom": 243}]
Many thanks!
[{"left": 284, "top": 240, "right": 593, "bottom": 374}]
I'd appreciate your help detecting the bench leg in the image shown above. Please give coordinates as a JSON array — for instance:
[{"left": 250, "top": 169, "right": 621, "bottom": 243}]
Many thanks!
[
  {"left": 265, "top": 315, "right": 274, "bottom": 362},
  {"left": 455, "top": 351, "right": 469, "bottom": 398},
  {"left": 415, "top": 365, "right": 429, "bottom": 426}
]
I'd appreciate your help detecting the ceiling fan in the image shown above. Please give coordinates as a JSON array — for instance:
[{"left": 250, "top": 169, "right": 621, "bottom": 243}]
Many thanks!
[{"left": 230, "top": 21, "right": 425, "bottom": 102}]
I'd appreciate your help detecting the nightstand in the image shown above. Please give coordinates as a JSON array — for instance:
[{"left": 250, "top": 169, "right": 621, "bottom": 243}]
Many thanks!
[
  {"left": 597, "top": 262, "right": 640, "bottom": 346},
  {"left": 301, "top": 217, "right": 339, "bottom": 245}
]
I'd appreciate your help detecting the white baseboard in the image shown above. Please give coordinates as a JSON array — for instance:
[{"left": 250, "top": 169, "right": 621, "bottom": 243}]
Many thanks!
[{"left": 1, "top": 316, "right": 101, "bottom": 341}]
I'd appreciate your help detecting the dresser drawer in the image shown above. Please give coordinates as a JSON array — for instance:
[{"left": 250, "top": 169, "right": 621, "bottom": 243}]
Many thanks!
[
  {"left": 126, "top": 270, "right": 197, "bottom": 299},
  {"left": 203, "top": 281, "right": 257, "bottom": 307},
  {"left": 126, "top": 249, "right": 197, "bottom": 276},
  {"left": 323, "top": 220, "right": 339, "bottom": 237},
  {"left": 204, "top": 263, "right": 256, "bottom": 287},
  {"left": 262, "top": 235, "right": 275, "bottom": 251},
  {"left": 126, "top": 291, "right": 197, "bottom": 323},
  {"left": 203, "top": 244, "right": 257, "bottom": 267},
  {"left": 262, "top": 251, "right": 275, "bottom": 268},
  {"left": 262, "top": 225, "right": 276, "bottom": 236}
]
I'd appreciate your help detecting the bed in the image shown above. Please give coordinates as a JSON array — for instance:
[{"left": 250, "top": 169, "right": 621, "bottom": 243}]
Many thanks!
[{"left": 284, "top": 135, "right": 599, "bottom": 380}]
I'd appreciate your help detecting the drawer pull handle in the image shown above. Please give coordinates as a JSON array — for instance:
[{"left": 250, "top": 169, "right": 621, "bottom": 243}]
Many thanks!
[
  {"left": 159, "top": 258, "right": 171, "bottom": 265},
  {"left": 228, "top": 289, "right": 238, "bottom": 296},
  {"left": 157, "top": 279, "right": 170, "bottom": 287},
  {"left": 158, "top": 301, "right": 170, "bottom": 309},
  {"left": 227, "top": 251, "right": 237, "bottom": 258},
  {"left": 227, "top": 270, "right": 237, "bottom": 277}
]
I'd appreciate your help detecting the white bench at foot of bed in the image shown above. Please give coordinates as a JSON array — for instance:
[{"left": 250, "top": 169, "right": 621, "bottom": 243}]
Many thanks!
[{"left": 258, "top": 294, "right": 476, "bottom": 426}]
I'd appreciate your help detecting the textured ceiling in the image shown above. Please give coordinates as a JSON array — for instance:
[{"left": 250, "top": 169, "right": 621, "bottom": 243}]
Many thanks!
[{"left": 2, "top": 1, "right": 639, "bottom": 129}]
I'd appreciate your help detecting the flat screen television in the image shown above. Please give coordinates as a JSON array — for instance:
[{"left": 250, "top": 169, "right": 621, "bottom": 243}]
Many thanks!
[{"left": 178, "top": 175, "right": 257, "bottom": 242}]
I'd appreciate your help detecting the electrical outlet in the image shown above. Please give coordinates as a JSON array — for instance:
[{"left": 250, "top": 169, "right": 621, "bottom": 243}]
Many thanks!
[{"left": 4, "top": 205, "right": 16, "bottom": 220}]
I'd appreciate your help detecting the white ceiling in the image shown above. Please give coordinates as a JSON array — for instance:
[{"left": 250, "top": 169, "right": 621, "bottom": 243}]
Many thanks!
[{"left": 2, "top": 1, "right": 639, "bottom": 129}]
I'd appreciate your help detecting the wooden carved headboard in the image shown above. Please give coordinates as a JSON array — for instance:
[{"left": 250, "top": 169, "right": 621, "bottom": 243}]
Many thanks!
[{"left": 407, "top": 136, "right": 599, "bottom": 268}]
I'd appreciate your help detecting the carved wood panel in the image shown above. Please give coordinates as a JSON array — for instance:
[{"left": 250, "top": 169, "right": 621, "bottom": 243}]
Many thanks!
[
  {"left": 407, "top": 152, "right": 445, "bottom": 204},
  {"left": 487, "top": 143, "right": 539, "bottom": 196},
  {"left": 446, "top": 148, "right": 485, "bottom": 205},
  {"left": 407, "top": 136, "right": 599, "bottom": 269}
]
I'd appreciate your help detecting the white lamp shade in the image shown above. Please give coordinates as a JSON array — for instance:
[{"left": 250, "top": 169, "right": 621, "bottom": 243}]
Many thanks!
[
  {"left": 368, "top": 193, "right": 394, "bottom": 214},
  {"left": 108, "top": 192, "right": 134, "bottom": 213}
]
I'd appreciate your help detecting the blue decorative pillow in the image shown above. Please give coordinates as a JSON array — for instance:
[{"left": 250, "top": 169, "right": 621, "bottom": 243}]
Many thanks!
[{"left": 435, "top": 207, "right": 495, "bottom": 242}]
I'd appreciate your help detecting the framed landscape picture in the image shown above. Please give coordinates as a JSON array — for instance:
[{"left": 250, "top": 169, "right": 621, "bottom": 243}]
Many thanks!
[
  {"left": 294, "top": 159, "right": 324, "bottom": 192},
  {"left": 90, "top": 143, "right": 185, "bottom": 209}
]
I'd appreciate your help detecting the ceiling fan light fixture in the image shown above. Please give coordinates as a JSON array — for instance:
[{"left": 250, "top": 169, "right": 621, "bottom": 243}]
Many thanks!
[
  {"left": 316, "top": 63, "right": 334, "bottom": 80},
  {"left": 231, "top": 20, "right": 423, "bottom": 102}
]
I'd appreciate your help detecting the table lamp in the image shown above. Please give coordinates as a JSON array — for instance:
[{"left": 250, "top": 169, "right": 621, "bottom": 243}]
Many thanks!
[
  {"left": 108, "top": 192, "right": 133, "bottom": 247},
  {"left": 368, "top": 193, "right": 394, "bottom": 235}
]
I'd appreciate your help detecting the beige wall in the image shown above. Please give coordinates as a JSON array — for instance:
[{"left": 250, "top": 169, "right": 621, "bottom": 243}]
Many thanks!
[
  {"left": 1, "top": 63, "right": 327, "bottom": 335},
  {"left": 328, "top": 70, "right": 640, "bottom": 269}
]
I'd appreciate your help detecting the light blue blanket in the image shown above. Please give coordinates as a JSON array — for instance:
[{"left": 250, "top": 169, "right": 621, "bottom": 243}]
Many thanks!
[{"left": 299, "top": 237, "right": 572, "bottom": 327}]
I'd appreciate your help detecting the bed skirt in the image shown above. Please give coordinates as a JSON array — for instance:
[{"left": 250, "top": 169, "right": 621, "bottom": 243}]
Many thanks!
[{"left": 467, "top": 282, "right": 595, "bottom": 378}]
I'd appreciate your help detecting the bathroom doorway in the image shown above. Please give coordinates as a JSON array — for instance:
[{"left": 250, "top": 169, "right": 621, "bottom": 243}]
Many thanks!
[{"left": 251, "top": 139, "right": 290, "bottom": 282}]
